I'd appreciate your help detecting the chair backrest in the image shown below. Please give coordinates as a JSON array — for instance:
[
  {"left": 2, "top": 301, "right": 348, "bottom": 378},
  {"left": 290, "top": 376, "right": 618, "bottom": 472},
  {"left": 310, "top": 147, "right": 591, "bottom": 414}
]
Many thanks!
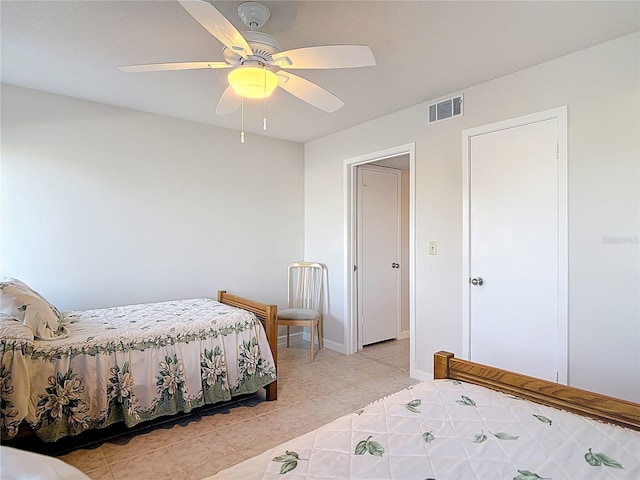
[{"left": 287, "top": 262, "right": 324, "bottom": 312}]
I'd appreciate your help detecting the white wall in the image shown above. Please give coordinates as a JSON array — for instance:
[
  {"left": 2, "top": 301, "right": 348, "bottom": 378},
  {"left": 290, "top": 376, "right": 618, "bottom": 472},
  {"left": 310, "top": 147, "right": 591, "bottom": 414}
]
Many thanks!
[
  {"left": 1, "top": 85, "right": 305, "bottom": 310},
  {"left": 304, "top": 33, "right": 639, "bottom": 402}
]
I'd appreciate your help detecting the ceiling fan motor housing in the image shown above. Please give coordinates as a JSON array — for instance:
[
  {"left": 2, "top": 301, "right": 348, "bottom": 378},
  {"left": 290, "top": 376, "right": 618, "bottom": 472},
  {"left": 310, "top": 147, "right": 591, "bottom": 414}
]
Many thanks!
[{"left": 222, "top": 31, "right": 282, "bottom": 67}]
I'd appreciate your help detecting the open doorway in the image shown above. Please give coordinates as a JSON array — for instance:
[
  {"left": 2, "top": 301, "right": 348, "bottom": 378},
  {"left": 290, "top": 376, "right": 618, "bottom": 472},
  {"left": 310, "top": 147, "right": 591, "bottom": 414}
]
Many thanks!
[{"left": 344, "top": 143, "right": 415, "bottom": 376}]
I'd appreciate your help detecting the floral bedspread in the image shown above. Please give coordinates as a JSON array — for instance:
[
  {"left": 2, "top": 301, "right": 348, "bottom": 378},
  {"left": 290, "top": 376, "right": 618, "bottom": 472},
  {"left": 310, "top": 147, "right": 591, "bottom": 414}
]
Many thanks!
[
  {"left": 0, "top": 298, "right": 276, "bottom": 442},
  {"left": 207, "top": 380, "right": 640, "bottom": 479}
]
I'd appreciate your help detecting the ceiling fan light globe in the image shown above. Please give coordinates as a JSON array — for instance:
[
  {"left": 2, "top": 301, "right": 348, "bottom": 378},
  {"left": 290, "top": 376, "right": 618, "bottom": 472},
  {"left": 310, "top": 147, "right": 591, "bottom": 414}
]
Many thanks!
[{"left": 228, "top": 66, "right": 278, "bottom": 99}]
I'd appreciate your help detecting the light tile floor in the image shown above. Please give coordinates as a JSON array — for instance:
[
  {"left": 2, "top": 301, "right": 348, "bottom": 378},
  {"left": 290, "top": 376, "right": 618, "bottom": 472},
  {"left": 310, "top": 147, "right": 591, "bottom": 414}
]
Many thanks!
[{"left": 58, "top": 338, "right": 414, "bottom": 480}]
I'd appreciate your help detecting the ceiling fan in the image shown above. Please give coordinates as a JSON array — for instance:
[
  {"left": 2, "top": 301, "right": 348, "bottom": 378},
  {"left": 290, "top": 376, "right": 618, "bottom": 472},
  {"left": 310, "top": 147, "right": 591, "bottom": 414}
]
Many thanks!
[{"left": 118, "top": 0, "right": 376, "bottom": 115}]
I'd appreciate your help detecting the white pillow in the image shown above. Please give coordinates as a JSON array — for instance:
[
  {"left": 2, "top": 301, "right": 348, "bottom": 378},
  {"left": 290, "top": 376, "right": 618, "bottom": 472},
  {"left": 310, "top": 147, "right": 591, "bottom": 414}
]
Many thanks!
[{"left": 0, "top": 278, "right": 67, "bottom": 340}]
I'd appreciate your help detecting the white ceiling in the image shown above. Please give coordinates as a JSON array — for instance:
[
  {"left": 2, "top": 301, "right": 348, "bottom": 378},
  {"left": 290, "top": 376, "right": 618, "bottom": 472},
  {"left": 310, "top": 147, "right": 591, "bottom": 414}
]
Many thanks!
[{"left": 2, "top": 1, "right": 638, "bottom": 143}]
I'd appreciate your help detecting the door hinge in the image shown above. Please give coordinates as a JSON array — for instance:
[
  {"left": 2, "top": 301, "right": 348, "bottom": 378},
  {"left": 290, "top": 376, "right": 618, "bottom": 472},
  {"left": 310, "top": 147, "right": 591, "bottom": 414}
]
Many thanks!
[{"left": 353, "top": 265, "right": 358, "bottom": 272}]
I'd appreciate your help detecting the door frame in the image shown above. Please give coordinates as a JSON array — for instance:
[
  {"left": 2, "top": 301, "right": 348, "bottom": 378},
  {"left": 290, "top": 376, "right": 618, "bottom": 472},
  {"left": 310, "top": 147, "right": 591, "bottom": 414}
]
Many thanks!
[
  {"left": 344, "top": 143, "right": 415, "bottom": 363},
  {"left": 461, "top": 106, "right": 568, "bottom": 383},
  {"left": 357, "top": 165, "right": 402, "bottom": 347}
]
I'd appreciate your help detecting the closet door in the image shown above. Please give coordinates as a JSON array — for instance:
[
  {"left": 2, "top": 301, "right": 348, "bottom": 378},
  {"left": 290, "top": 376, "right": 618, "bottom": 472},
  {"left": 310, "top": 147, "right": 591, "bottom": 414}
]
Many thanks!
[{"left": 463, "top": 109, "right": 567, "bottom": 383}]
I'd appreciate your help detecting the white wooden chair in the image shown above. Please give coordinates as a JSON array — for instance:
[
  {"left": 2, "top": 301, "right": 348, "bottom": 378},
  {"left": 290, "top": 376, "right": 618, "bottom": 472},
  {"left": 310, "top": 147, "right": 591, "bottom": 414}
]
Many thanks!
[{"left": 277, "top": 262, "right": 325, "bottom": 362}]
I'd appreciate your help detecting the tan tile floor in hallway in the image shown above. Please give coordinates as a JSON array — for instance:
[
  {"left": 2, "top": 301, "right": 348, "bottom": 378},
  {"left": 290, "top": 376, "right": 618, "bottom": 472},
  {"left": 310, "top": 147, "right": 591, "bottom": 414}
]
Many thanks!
[{"left": 58, "top": 338, "right": 414, "bottom": 480}]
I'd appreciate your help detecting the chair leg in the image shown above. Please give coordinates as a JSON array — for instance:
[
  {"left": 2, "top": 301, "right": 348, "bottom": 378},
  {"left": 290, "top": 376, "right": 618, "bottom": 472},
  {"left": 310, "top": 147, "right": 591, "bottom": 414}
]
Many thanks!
[
  {"left": 318, "top": 320, "right": 323, "bottom": 350},
  {"left": 310, "top": 323, "right": 315, "bottom": 362},
  {"left": 286, "top": 325, "right": 290, "bottom": 347}
]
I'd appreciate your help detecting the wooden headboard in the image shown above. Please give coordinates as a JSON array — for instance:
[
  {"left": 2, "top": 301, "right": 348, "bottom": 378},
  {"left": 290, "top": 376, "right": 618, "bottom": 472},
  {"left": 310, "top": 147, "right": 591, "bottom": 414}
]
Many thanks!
[
  {"left": 434, "top": 351, "right": 640, "bottom": 431},
  {"left": 218, "top": 290, "right": 278, "bottom": 401}
]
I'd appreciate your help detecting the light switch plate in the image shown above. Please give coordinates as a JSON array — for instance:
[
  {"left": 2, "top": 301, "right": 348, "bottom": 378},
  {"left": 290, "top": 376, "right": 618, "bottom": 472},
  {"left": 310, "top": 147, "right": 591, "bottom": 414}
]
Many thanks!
[{"left": 429, "top": 241, "right": 437, "bottom": 255}]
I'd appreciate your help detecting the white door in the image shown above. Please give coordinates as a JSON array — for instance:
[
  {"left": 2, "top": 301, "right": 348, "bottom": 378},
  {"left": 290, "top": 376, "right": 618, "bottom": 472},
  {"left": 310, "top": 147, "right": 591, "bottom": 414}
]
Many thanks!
[
  {"left": 463, "top": 108, "right": 567, "bottom": 383},
  {"left": 358, "top": 166, "right": 401, "bottom": 346}
]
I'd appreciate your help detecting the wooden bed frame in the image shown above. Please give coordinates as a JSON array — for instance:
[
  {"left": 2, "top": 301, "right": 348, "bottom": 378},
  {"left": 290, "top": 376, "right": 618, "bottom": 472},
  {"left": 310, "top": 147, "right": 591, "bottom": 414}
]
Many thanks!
[
  {"left": 433, "top": 351, "right": 640, "bottom": 431},
  {"left": 218, "top": 290, "right": 278, "bottom": 401}
]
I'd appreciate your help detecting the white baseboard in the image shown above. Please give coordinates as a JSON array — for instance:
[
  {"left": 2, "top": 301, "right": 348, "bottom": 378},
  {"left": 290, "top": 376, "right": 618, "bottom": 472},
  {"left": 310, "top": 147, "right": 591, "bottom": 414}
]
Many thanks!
[
  {"left": 321, "top": 338, "right": 348, "bottom": 354},
  {"left": 410, "top": 367, "right": 433, "bottom": 381},
  {"left": 277, "top": 331, "right": 303, "bottom": 347},
  {"left": 292, "top": 330, "right": 425, "bottom": 379},
  {"left": 299, "top": 332, "right": 411, "bottom": 353},
  {"left": 280, "top": 331, "right": 347, "bottom": 355},
  {"left": 300, "top": 331, "right": 349, "bottom": 354}
]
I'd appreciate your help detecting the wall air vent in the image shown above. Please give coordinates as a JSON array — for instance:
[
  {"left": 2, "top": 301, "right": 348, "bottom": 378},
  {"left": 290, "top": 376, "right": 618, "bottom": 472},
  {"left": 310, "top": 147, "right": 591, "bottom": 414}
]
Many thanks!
[{"left": 428, "top": 94, "right": 463, "bottom": 124}]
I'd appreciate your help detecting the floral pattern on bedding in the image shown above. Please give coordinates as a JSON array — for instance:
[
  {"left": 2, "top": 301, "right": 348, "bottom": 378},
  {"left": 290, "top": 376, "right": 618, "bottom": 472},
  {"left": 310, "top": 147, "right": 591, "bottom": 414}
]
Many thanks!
[
  {"left": 0, "top": 298, "right": 276, "bottom": 442},
  {"left": 0, "top": 364, "right": 21, "bottom": 438},
  {"left": 207, "top": 380, "right": 639, "bottom": 480}
]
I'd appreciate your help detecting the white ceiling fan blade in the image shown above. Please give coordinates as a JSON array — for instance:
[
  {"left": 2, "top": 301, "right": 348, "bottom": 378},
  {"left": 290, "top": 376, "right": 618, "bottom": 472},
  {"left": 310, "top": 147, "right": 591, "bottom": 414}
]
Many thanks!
[
  {"left": 272, "top": 45, "right": 375, "bottom": 69},
  {"left": 216, "top": 85, "right": 241, "bottom": 115},
  {"left": 118, "top": 61, "right": 231, "bottom": 73},
  {"left": 277, "top": 72, "right": 345, "bottom": 113},
  {"left": 178, "top": 0, "right": 253, "bottom": 59}
]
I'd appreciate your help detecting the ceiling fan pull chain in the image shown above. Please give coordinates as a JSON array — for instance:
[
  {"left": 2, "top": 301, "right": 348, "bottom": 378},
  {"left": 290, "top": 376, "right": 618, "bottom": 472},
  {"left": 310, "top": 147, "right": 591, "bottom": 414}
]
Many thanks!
[
  {"left": 241, "top": 97, "right": 245, "bottom": 143},
  {"left": 263, "top": 67, "right": 268, "bottom": 131}
]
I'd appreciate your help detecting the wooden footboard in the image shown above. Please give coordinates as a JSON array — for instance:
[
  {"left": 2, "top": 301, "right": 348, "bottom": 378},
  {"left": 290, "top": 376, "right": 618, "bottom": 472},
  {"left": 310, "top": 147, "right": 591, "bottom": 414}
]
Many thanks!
[
  {"left": 218, "top": 291, "right": 277, "bottom": 401},
  {"left": 434, "top": 351, "right": 640, "bottom": 431}
]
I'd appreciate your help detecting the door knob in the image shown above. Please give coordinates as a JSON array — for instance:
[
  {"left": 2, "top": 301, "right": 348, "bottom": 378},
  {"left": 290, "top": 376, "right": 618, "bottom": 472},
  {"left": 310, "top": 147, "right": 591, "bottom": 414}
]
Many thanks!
[
  {"left": 470, "top": 277, "right": 484, "bottom": 286},
  {"left": 391, "top": 263, "right": 400, "bottom": 269}
]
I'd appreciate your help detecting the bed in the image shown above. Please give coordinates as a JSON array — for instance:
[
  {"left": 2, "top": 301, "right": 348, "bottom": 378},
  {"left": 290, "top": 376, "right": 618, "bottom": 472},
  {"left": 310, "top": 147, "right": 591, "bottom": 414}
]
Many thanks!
[
  {"left": 0, "top": 278, "right": 278, "bottom": 443},
  {"left": 206, "top": 351, "right": 640, "bottom": 479}
]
